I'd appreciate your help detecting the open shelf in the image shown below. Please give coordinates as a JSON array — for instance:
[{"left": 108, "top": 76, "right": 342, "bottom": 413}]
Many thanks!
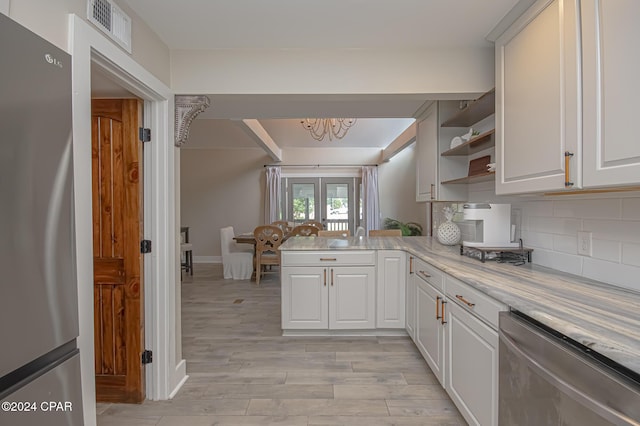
[
  {"left": 441, "top": 171, "right": 495, "bottom": 185},
  {"left": 441, "top": 129, "right": 495, "bottom": 156},
  {"left": 441, "top": 89, "right": 495, "bottom": 127}
]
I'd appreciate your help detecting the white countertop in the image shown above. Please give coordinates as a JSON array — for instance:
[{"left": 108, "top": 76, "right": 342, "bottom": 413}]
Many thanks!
[{"left": 280, "top": 236, "right": 640, "bottom": 377}]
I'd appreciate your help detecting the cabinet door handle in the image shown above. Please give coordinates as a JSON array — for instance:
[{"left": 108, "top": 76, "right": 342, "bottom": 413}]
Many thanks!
[
  {"left": 324, "top": 269, "right": 327, "bottom": 287},
  {"left": 564, "top": 151, "right": 574, "bottom": 187},
  {"left": 418, "top": 270, "right": 431, "bottom": 280},
  {"left": 436, "top": 295, "right": 441, "bottom": 320},
  {"left": 320, "top": 257, "right": 337, "bottom": 261},
  {"left": 331, "top": 268, "right": 334, "bottom": 286},
  {"left": 409, "top": 256, "right": 414, "bottom": 274},
  {"left": 455, "top": 295, "right": 475, "bottom": 307},
  {"left": 430, "top": 183, "right": 435, "bottom": 200},
  {"left": 441, "top": 300, "right": 447, "bottom": 325}
]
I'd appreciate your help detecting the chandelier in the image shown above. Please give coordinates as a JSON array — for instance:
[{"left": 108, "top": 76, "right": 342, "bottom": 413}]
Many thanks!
[{"left": 300, "top": 118, "right": 357, "bottom": 141}]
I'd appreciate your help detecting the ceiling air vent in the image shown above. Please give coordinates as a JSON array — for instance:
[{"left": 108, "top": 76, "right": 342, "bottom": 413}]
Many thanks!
[{"left": 87, "top": 0, "right": 132, "bottom": 53}]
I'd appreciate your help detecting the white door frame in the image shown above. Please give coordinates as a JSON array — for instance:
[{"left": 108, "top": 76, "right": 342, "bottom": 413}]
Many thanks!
[{"left": 69, "top": 14, "right": 184, "bottom": 426}]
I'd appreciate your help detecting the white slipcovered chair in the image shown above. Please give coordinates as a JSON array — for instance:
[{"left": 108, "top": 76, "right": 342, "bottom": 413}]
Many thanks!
[{"left": 220, "top": 226, "right": 253, "bottom": 280}]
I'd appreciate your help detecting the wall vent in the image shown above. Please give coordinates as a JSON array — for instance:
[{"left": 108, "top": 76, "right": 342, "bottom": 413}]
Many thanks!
[{"left": 87, "top": 0, "right": 132, "bottom": 53}]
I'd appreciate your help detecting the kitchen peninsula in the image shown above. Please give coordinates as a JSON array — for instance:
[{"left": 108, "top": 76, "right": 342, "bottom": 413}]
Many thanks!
[{"left": 279, "top": 235, "right": 640, "bottom": 425}]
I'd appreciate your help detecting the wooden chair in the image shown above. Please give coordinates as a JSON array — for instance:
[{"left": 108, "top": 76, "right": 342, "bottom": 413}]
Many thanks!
[
  {"left": 289, "top": 225, "right": 319, "bottom": 237},
  {"left": 253, "top": 225, "right": 284, "bottom": 285},
  {"left": 318, "top": 230, "right": 351, "bottom": 237},
  {"left": 369, "top": 229, "right": 403, "bottom": 236},
  {"left": 303, "top": 220, "right": 324, "bottom": 230},
  {"left": 271, "top": 220, "right": 293, "bottom": 234}
]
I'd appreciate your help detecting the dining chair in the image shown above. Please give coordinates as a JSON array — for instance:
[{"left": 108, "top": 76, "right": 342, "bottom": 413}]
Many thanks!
[
  {"left": 369, "top": 229, "right": 403, "bottom": 236},
  {"left": 253, "top": 225, "right": 284, "bottom": 285},
  {"left": 303, "top": 220, "right": 324, "bottom": 230},
  {"left": 220, "top": 226, "right": 254, "bottom": 280},
  {"left": 289, "top": 225, "right": 319, "bottom": 237},
  {"left": 180, "top": 242, "right": 193, "bottom": 277},
  {"left": 318, "top": 230, "right": 351, "bottom": 237},
  {"left": 180, "top": 227, "right": 193, "bottom": 278},
  {"left": 271, "top": 220, "right": 293, "bottom": 234}
]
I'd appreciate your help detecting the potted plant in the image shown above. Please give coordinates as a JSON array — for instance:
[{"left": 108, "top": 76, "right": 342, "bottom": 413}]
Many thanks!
[{"left": 383, "top": 218, "right": 423, "bottom": 236}]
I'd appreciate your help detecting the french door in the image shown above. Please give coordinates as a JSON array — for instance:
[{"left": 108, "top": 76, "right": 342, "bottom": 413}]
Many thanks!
[{"left": 284, "top": 177, "right": 361, "bottom": 231}]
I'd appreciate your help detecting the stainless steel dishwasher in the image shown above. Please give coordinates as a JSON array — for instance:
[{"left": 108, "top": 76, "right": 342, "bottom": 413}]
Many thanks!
[{"left": 499, "top": 311, "right": 640, "bottom": 425}]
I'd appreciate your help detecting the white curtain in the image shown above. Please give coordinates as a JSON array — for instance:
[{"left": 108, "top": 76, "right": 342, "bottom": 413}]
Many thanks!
[
  {"left": 361, "top": 166, "right": 380, "bottom": 233},
  {"left": 264, "top": 166, "right": 281, "bottom": 224}
]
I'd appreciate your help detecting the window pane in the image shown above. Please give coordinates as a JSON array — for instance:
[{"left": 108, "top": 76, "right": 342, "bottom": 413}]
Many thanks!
[
  {"left": 291, "top": 183, "right": 315, "bottom": 221},
  {"left": 326, "top": 183, "right": 349, "bottom": 230}
]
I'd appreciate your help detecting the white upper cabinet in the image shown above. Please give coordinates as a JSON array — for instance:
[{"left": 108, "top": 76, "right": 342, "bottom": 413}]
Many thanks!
[
  {"left": 495, "top": 0, "right": 581, "bottom": 194},
  {"left": 416, "top": 103, "right": 438, "bottom": 201},
  {"left": 495, "top": 0, "right": 640, "bottom": 194},
  {"left": 581, "top": 0, "right": 640, "bottom": 187}
]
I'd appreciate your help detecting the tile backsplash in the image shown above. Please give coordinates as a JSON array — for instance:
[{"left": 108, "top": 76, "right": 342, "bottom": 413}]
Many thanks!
[
  {"left": 514, "top": 196, "right": 640, "bottom": 292},
  {"left": 437, "top": 188, "right": 640, "bottom": 292}
]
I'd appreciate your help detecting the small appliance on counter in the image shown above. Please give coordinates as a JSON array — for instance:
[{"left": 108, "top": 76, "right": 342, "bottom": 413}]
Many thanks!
[
  {"left": 462, "top": 203, "right": 520, "bottom": 248},
  {"left": 460, "top": 203, "right": 533, "bottom": 264}
]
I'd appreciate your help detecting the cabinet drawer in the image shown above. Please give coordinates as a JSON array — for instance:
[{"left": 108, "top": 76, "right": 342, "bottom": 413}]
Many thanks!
[
  {"left": 445, "top": 275, "right": 507, "bottom": 330},
  {"left": 282, "top": 251, "right": 376, "bottom": 267},
  {"left": 413, "top": 258, "right": 444, "bottom": 292}
]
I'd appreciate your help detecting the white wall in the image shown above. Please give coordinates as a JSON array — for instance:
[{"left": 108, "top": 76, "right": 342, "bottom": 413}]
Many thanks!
[
  {"left": 7, "top": 0, "right": 171, "bottom": 85},
  {"left": 171, "top": 47, "right": 494, "bottom": 95}
]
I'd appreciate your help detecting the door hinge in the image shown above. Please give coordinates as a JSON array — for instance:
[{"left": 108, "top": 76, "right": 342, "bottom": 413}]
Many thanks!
[
  {"left": 139, "top": 127, "right": 151, "bottom": 142},
  {"left": 141, "top": 350, "right": 152, "bottom": 364},
  {"left": 141, "top": 239, "right": 152, "bottom": 254}
]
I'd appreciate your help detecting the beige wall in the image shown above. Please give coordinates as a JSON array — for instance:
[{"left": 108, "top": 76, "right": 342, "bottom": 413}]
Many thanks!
[
  {"left": 7, "top": 0, "right": 170, "bottom": 85},
  {"left": 379, "top": 142, "right": 428, "bottom": 233},
  {"left": 180, "top": 148, "right": 270, "bottom": 259},
  {"left": 181, "top": 141, "right": 425, "bottom": 259}
]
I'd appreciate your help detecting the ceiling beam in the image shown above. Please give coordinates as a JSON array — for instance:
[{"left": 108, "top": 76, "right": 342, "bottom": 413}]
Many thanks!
[
  {"left": 235, "top": 119, "right": 282, "bottom": 161},
  {"left": 381, "top": 122, "right": 416, "bottom": 162}
]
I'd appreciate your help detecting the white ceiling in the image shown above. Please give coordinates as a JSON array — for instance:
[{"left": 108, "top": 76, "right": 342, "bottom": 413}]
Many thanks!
[
  {"left": 104, "top": 0, "right": 522, "bottom": 149},
  {"left": 121, "top": 0, "right": 519, "bottom": 50}
]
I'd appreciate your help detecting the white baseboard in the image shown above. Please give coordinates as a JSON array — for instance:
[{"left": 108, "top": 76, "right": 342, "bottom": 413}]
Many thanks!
[
  {"left": 168, "top": 359, "right": 188, "bottom": 399},
  {"left": 194, "top": 256, "right": 221, "bottom": 264}
]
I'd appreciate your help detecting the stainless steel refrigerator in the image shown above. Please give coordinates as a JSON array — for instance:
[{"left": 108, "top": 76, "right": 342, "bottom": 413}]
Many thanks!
[{"left": 0, "top": 13, "right": 83, "bottom": 425}]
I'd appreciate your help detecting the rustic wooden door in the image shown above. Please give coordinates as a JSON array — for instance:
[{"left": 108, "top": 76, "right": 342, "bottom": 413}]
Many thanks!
[{"left": 91, "top": 99, "right": 145, "bottom": 403}]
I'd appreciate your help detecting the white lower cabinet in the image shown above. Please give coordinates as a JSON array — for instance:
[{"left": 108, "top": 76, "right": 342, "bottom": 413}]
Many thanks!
[
  {"left": 377, "top": 251, "right": 406, "bottom": 328},
  {"left": 411, "top": 258, "right": 505, "bottom": 425},
  {"left": 445, "top": 275, "right": 505, "bottom": 426},
  {"left": 282, "top": 265, "right": 375, "bottom": 330},
  {"left": 414, "top": 259, "right": 446, "bottom": 386},
  {"left": 446, "top": 299, "right": 499, "bottom": 426},
  {"left": 281, "top": 266, "right": 328, "bottom": 329},
  {"left": 329, "top": 266, "right": 376, "bottom": 329},
  {"left": 405, "top": 255, "right": 416, "bottom": 340},
  {"left": 281, "top": 251, "right": 376, "bottom": 330}
]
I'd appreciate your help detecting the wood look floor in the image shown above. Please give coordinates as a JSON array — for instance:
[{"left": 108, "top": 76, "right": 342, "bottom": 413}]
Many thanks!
[{"left": 97, "top": 264, "right": 466, "bottom": 425}]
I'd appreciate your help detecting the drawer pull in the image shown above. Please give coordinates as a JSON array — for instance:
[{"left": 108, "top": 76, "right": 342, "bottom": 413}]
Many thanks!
[
  {"left": 441, "top": 300, "right": 447, "bottom": 325},
  {"left": 320, "top": 257, "right": 337, "bottom": 261},
  {"left": 418, "top": 270, "right": 431, "bottom": 279},
  {"left": 436, "top": 295, "right": 441, "bottom": 320},
  {"left": 324, "top": 269, "right": 327, "bottom": 287},
  {"left": 456, "top": 295, "right": 475, "bottom": 307}
]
